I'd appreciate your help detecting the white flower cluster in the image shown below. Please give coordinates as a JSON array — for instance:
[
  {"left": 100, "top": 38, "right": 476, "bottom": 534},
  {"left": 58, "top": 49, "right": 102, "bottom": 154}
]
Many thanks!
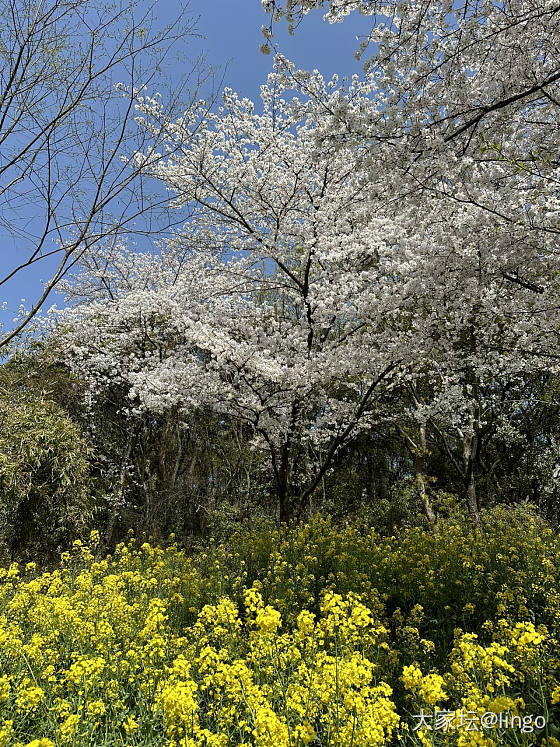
[{"left": 57, "top": 0, "right": 560, "bottom": 505}]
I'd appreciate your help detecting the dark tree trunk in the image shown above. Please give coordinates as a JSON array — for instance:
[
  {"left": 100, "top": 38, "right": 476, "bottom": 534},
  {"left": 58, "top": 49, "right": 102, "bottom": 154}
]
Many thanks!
[{"left": 277, "top": 442, "right": 293, "bottom": 522}]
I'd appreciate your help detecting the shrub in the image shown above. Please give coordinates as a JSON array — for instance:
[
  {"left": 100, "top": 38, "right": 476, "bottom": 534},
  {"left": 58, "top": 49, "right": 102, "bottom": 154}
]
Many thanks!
[{"left": 0, "top": 398, "right": 91, "bottom": 561}]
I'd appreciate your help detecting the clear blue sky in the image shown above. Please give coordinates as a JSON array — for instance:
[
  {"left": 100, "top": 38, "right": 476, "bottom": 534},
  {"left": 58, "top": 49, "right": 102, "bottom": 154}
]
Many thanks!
[
  {"left": 1, "top": 2, "right": 371, "bottom": 334},
  {"left": 188, "top": 1, "right": 369, "bottom": 99}
]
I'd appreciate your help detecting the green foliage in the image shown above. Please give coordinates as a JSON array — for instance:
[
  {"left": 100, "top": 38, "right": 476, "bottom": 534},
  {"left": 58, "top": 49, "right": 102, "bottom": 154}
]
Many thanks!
[{"left": 0, "top": 397, "right": 92, "bottom": 561}]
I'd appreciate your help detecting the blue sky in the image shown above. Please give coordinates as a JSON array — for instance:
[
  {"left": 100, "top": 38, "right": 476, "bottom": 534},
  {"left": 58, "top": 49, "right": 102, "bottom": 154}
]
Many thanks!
[
  {"left": 188, "top": 1, "right": 369, "bottom": 99},
  {"left": 1, "top": 2, "right": 371, "bottom": 334}
]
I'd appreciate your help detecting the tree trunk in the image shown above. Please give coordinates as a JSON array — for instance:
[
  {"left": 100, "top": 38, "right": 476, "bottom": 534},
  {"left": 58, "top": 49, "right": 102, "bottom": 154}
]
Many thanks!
[
  {"left": 277, "top": 442, "right": 293, "bottom": 523},
  {"left": 415, "top": 424, "right": 436, "bottom": 524},
  {"left": 278, "top": 485, "right": 292, "bottom": 523},
  {"left": 466, "top": 473, "right": 482, "bottom": 530},
  {"left": 462, "top": 407, "right": 483, "bottom": 531},
  {"left": 105, "top": 425, "right": 135, "bottom": 548}
]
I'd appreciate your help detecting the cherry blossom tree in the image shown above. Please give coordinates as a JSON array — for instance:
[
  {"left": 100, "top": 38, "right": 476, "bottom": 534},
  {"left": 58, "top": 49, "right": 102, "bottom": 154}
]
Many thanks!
[
  {"left": 61, "top": 18, "right": 560, "bottom": 524},
  {"left": 384, "top": 184, "right": 560, "bottom": 526},
  {"left": 262, "top": 0, "right": 560, "bottom": 300},
  {"left": 259, "top": 0, "right": 560, "bottom": 522},
  {"left": 60, "top": 80, "right": 411, "bottom": 521}
]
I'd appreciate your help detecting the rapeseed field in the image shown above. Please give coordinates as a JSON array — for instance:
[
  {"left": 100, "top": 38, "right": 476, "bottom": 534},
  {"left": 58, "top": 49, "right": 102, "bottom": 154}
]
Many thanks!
[{"left": 0, "top": 506, "right": 559, "bottom": 746}]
